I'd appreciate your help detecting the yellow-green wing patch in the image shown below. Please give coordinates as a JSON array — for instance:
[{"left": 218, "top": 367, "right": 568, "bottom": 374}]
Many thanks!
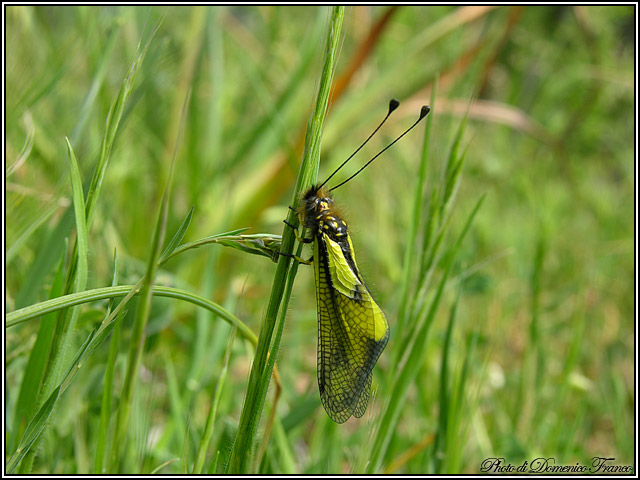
[
  {"left": 324, "top": 234, "right": 361, "bottom": 298},
  {"left": 325, "top": 235, "right": 389, "bottom": 342}
]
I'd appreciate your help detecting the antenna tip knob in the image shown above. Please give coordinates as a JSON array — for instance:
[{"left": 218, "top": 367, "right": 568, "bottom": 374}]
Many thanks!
[
  {"left": 419, "top": 105, "right": 431, "bottom": 120},
  {"left": 389, "top": 99, "right": 400, "bottom": 112}
]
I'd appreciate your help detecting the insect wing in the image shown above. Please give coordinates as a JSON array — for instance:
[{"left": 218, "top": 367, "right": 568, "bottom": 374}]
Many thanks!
[
  {"left": 353, "top": 371, "right": 372, "bottom": 419},
  {"left": 314, "top": 233, "right": 389, "bottom": 423}
]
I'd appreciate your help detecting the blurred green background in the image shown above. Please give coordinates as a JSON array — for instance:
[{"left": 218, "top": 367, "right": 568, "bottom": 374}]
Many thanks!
[{"left": 5, "top": 5, "right": 634, "bottom": 474}]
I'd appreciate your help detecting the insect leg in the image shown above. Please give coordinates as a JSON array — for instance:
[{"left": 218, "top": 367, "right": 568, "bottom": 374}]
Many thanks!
[
  {"left": 283, "top": 220, "right": 313, "bottom": 243},
  {"left": 277, "top": 251, "right": 313, "bottom": 265},
  {"left": 283, "top": 219, "right": 297, "bottom": 230}
]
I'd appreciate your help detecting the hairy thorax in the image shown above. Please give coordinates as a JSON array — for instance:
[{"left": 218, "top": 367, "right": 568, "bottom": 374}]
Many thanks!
[{"left": 299, "top": 185, "right": 348, "bottom": 240}]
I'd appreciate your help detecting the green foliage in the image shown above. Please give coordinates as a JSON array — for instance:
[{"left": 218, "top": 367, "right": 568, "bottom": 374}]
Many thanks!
[{"left": 5, "top": 5, "right": 634, "bottom": 474}]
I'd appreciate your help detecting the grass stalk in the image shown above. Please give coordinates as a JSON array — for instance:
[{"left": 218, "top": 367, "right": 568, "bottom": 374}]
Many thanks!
[
  {"left": 109, "top": 88, "right": 185, "bottom": 471},
  {"left": 192, "top": 327, "right": 236, "bottom": 474},
  {"left": 12, "top": 26, "right": 156, "bottom": 473},
  {"left": 16, "top": 138, "right": 89, "bottom": 474},
  {"left": 433, "top": 285, "right": 461, "bottom": 473},
  {"left": 227, "top": 6, "right": 344, "bottom": 473},
  {"left": 367, "top": 196, "right": 485, "bottom": 473},
  {"left": 9, "top": 251, "right": 65, "bottom": 455},
  {"left": 93, "top": 252, "right": 121, "bottom": 473},
  {"left": 394, "top": 79, "right": 438, "bottom": 363}
]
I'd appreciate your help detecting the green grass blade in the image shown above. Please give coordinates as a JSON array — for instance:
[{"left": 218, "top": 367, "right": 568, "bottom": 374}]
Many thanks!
[
  {"left": 83, "top": 20, "right": 160, "bottom": 228},
  {"left": 110, "top": 87, "right": 187, "bottom": 470},
  {"left": 268, "top": 416, "right": 297, "bottom": 474},
  {"left": 93, "top": 249, "right": 126, "bottom": 474},
  {"left": 16, "top": 138, "right": 90, "bottom": 473},
  {"left": 6, "top": 285, "right": 256, "bottom": 345},
  {"left": 441, "top": 114, "right": 469, "bottom": 218},
  {"left": 516, "top": 232, "right": 546, "bottom": 438},
  {"left": 67, "top": 137, "right": 89, "bottom": 294},
  {"left": 254, "top": 252, "right": 301, "bottom": 474},
  {"left": 9, "top": 252, "right": 65, "bottom": 453},
  {"left": 158, "top": 228, "right": 252, "bottom": 265},
  {"left": 193, "top": 327, "right": 236, "bottom": 474},
  {"left": 6, "top": 386, "right": 61, "bottom": 474},
  {"left": 5, "top": 201, "right": 59, "bottom": 265},
  {"left": 232, "top": 9, "right": 327, "bottom": 225},
  {"left": 59, "top": 322, "right": 116, "bottom": 393},
  {"left": 94, "top": 250, "right": 121, "bottom": 473},
  {"left": 14, "top": 209, "right": 74, "bottom": 309},
  {"left": 163, "top": 348, "right": 189, "bottom": 466},
  {"left": 14, "top": 17, "right": 156, "bottom": 310},
  {"left": 443, "top": 330, "right": 477, "bottom": 473},
  {"left": 225, "top": 11, "right": 322, "bottom": 175},
  {"left": 203, "top": 6, "right": 224, "bottom": 167},
  {"left": 367, "top": 195, "right": 485, "bottom": 473},
  {"left": 35, "top": 138, "right": 88, "bottom": 391},
  {"left": 395, "top": 78, "right": 438, "bottom": 361},
  {"left": 249, "top": 187, "right": 307, "bottom": 476},
  {"left": 94, "top": 308, "right": 124, "bottom": 473},
  {"left": 214, "top": 234, "right": 283, "bottom": 263},
  {"left": 394, "top": 109, "right": 470, "bottom": 370},
  {"left": 409, "top": 120, "right": 470, "bottom": 327},
  {"left": 70, "top": 21, "right": 119, "bottom": 144},
  {"left": 433, "top": 284, "right": 461, "bottom": 473},
  {"left": 12, "top": 22, "right": 159, "bottom": 471},
  {"left": 228, "top": 6, "right": 344, "bottom": 473},
  {"left": 160, "top": 206, "right": 194, "bottom": 262},
  {"left": 12, "top": 313, "right": 121, "bottom": 474}
]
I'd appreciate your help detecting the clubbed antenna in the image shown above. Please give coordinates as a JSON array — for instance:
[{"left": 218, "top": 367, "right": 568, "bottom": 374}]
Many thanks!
[
  {"left": 317, "top": 99, "right": 400, "bottom": 190},
  {"left": 329, "top": 105, "right": 430, "bottom": 192}
]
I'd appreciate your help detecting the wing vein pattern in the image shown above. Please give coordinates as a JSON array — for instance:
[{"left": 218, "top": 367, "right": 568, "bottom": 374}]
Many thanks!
[{"left": 314, "top": 233, "right": 389, "bottom": 423}]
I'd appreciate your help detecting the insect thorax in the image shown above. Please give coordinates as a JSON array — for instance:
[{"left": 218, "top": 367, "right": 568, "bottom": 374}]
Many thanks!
[{"left": 299, "top": 185, "right": 348, "bottom": 240}]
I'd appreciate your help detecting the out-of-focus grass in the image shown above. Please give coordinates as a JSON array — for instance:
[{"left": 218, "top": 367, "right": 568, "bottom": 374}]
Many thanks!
[{"left": 5, "top": 5, "right": 634, "bottom": 474}]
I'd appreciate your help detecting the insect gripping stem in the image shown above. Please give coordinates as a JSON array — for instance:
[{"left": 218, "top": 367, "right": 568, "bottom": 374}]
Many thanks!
[{"left": 290, "top": 98, "right": 431, "bottom": 423}]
